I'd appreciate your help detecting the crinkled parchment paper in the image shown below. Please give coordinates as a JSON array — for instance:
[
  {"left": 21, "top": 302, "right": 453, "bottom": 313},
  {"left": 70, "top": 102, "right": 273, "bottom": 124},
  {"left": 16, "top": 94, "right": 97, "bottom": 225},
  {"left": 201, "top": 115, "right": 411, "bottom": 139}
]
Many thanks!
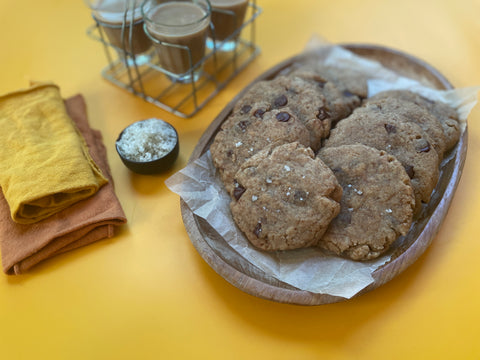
[{"left": 166, "top": 41, "right": 479, "bottom": 299}]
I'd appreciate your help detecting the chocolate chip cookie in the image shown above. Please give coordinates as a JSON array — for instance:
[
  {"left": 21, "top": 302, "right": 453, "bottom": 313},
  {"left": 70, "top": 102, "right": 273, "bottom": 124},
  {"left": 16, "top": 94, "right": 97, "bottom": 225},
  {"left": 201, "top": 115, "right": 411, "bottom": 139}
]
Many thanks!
[
  {"left": 361, "top": 97, "right": 447, "bottom": 158},
  {"left": 232, "top": 76, "right": 332, "bottom": 150},
  {"left": 230, "top": 142, "right": 342, "bottom": 251},
  {"left": 317, "top": 144, "right": 415, "bottom": 260},
  {"left": 287, "top": 61, "right": 369, "bottom": 99},
  {"left": 288, "top": 69, "right": 362, "bottom": 119},
  {"left": 210, "top": 108, "right": 311, "bottom": 196},
  {"left": 367, "top": 90, "right": 460, "bottom": 151},
  {"left": 324, "top": 110, "right": 440, "bottom": 214}
]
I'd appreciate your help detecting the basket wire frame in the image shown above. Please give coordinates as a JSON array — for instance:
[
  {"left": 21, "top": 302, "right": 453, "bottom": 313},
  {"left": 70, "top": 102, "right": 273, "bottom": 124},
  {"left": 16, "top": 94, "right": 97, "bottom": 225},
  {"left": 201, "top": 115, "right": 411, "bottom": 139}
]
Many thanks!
[{"left": 86, "top": 0, "right": 262, "bottom": 118}]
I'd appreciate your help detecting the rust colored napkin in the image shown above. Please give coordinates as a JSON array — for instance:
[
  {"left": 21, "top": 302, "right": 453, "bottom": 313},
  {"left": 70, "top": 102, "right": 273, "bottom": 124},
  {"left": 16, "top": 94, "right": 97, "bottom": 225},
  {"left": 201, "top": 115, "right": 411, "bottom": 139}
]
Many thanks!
[{"left": 0, "top": 94, "right": 127, "bottom": 275}]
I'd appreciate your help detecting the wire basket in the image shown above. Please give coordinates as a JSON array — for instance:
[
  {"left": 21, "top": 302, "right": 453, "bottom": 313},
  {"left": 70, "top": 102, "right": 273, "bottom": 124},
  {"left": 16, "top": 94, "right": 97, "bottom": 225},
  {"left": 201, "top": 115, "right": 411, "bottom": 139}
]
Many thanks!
[{"left": 86, "top": 1, "right": 262, "bottom": 118}]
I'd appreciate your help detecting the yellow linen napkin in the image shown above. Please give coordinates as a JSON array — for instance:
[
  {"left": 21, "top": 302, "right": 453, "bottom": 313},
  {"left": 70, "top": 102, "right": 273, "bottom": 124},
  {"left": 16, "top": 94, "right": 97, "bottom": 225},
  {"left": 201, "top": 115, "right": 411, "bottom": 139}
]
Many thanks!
[{"left": 0, "top": 83, "right": 108, "bottom": 224}]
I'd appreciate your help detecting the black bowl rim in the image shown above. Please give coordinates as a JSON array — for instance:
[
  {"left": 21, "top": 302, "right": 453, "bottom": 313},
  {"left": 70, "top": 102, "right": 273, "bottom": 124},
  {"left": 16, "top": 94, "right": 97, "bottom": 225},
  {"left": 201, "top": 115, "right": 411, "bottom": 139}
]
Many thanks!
[{"left": 115, "top": 118, "right": 179, "bottom": 165}]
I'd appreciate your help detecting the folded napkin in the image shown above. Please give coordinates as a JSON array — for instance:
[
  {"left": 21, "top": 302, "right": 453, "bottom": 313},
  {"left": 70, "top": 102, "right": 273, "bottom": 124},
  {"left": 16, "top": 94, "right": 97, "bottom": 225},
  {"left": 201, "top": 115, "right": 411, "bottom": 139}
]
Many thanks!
[
  {"left": 0, "top": 83, "right": 108, "bottom": 224},
  {"left": 0, "top": 94, "right": 127, "bottom": 275}
]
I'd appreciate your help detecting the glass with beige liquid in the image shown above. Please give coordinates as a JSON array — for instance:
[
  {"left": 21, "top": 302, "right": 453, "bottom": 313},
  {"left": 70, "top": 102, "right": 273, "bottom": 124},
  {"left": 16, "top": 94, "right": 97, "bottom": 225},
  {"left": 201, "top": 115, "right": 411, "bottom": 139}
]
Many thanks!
[
  {"left": 207, "top": 0, "right": 248, "bottom": 51},
  {"left": 85, "top": 0, "right": 153, "bottom": 66},
  {"left": 142, "top": 0, "right": 212, "bottom": 83}
]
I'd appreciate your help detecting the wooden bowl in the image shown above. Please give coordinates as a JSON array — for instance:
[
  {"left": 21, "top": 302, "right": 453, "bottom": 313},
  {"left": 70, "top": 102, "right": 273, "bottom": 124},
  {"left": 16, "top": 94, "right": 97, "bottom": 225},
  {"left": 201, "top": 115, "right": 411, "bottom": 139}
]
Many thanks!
[{"left": 180, "top": 44, "right": 467, "bottom": 305}]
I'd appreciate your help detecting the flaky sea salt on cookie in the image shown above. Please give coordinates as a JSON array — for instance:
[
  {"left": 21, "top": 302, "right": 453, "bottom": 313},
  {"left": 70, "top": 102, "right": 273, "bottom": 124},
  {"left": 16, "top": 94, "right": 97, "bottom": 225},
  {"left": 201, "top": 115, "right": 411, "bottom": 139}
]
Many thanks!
[
  {"left": 230, "top": 142, "right": 342, "bottom": 251},
  {"left": 317, "top": 144, "right": 415, "bottom": 261}
]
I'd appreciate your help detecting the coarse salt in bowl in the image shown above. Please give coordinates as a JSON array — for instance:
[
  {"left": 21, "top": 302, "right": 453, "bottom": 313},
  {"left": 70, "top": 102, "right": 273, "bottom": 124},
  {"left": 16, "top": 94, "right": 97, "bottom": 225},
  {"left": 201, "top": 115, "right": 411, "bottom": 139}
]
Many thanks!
[{"left": 116, "top": 118, "right": 179, "bottom": 174}]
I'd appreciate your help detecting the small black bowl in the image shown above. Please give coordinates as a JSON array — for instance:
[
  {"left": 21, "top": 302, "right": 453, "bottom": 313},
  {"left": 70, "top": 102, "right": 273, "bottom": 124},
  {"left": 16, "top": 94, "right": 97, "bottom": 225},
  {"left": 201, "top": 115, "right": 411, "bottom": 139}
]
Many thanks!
[{"left": 116, "top": 118, "right": 179, "bottom": 175}]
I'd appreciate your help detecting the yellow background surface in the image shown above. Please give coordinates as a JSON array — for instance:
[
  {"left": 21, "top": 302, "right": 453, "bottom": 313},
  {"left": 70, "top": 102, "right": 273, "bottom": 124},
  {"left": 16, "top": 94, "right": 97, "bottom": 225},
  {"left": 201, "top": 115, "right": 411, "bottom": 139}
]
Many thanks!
[{"left": 1, "top": 0, "right": 480, "bottom": 359}]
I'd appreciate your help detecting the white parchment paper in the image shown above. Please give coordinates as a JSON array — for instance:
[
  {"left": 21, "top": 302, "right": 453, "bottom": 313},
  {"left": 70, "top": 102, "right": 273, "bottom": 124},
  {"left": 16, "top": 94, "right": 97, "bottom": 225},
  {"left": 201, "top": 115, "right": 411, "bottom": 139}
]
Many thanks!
[{"left": 165, "top": 43, "right": 479, "bottom": 299}]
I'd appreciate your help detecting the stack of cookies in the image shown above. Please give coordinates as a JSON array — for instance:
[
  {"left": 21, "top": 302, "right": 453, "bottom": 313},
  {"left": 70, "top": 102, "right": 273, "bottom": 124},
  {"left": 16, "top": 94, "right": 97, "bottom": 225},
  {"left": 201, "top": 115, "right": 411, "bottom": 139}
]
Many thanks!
[{"left": 210, "top": 64, "right": 461, "bottom": 261}]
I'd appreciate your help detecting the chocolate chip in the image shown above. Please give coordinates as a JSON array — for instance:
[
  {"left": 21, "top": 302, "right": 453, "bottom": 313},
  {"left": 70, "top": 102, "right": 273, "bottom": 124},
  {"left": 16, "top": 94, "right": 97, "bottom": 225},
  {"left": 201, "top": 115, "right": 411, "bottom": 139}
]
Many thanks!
[
  {"left": 233, "top": 184, "right": 246, "bottom": 200},
  {"left": 404, "top": 165, "right": 415, "bottom": 179},
  {"left": 384, "top": 123, "right": 397, "bottom": 134},
  {"left": 317, "top": 106, "right": 330, "bottom": 120},
  {"left": 274, "top": 94, "right": 288, "bottom": 107},
  {"left": 226, "top": 149, "right": 233, "bottom": 158},
  {"left": 253, "top": 222, "right": 262, "bottom": 237},
  {"left": 253, "top": 108, "right": 266, "bottom": 118},
  {"left": 237, "top": 120, "right": 249, "bottom": 131},
  {"left": 276, "top": 112, "right": 291, "bottom": 122},
  {"left": 239, "top": 104, "right": 252, "bottom": 115}
]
